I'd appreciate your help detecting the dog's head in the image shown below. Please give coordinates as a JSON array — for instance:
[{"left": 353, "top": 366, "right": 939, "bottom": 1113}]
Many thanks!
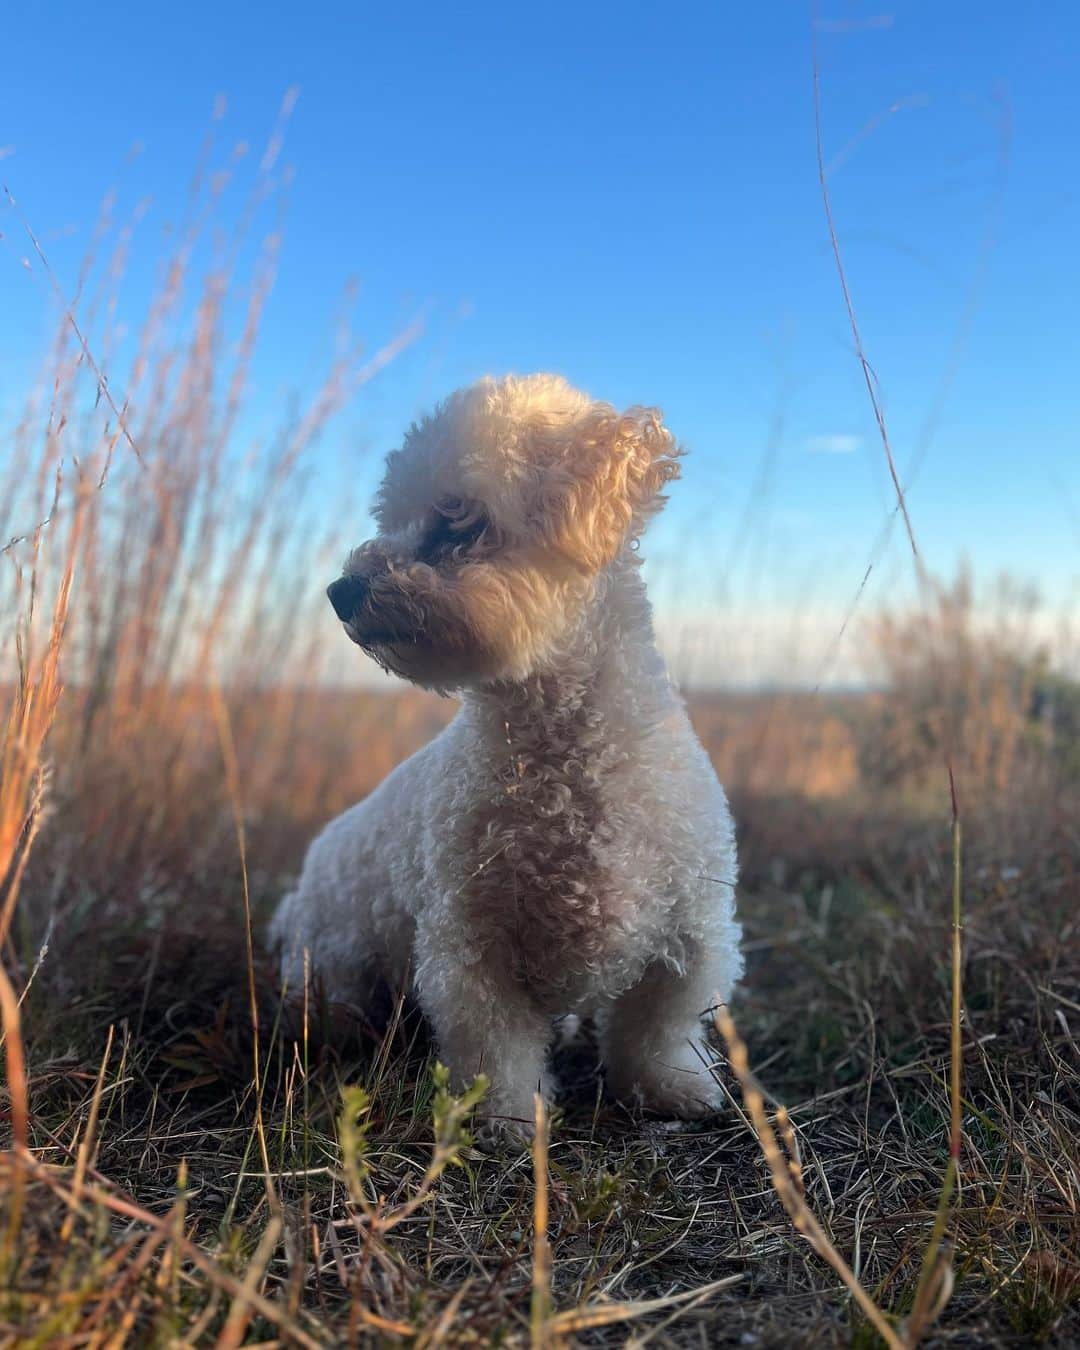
[{"left": 327, "top": 373, "right": 680, "bottom": 690}]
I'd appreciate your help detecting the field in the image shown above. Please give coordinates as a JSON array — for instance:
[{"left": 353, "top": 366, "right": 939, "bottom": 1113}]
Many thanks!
[
  {"left": 3, "top": 663, "right": 1078, "bottom": 1347},
  {"left": 2, "top": 168, "right": 1079, "bottom": 1348}
]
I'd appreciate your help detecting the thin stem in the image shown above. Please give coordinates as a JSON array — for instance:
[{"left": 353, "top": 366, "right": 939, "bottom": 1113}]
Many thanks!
[{"left": 531, "top": 1094, "right": 554, "bottom": 1349}]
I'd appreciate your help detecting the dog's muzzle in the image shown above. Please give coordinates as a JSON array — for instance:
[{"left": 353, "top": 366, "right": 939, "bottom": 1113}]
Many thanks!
[{"left": 327, "top": 573, "right": 369, "bottom": 622}]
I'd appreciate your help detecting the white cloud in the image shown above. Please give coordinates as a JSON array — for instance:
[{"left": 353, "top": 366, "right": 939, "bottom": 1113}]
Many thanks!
[{"left": 806, "top": 433, "right": 861, "bottom": 455}]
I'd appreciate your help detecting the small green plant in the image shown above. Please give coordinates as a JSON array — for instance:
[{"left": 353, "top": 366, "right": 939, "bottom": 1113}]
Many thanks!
[
  {"left": 336, "top": 1083, "right": 375, "bottom": 1208},
  {"left": 336, "top": 1062, "right": 488, "bottom": 1230}
]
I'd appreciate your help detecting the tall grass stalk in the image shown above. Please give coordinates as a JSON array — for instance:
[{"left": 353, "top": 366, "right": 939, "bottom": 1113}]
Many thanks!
[
  {"left": 1, "top": 488, "right": 83, "bottom": 1272},
  {"left": 807, "top": 16, "right": 979, "bottom": 1337},
  {"left": 210, "top": 680, "right": 277, "bottom": 1209},
  {"left": 531, "top": 1094, "right": 555, "bottom": 1349},
  {"left": 905, "top": 786, "right": 965, "bottom": 1341}
]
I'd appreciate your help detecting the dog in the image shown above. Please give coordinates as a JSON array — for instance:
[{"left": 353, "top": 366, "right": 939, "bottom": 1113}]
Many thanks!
[{"left": 270, "top": 373, "right": 741, "bottom": 1132}]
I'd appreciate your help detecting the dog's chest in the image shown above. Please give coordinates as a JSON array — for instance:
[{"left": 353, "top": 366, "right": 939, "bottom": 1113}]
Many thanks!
[{"left": 456, "top": 685, "right": 656, "bottom": 1005}]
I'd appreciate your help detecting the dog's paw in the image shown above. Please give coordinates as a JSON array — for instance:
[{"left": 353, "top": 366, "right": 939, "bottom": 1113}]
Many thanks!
[
  {"left": 640, "top": 1075, "right": 727, "bottom": 1119},
  {"left": 609, "top": 1045, "right": 728, "bottom": 1120},
  {"left": 471, "top": 1113, "right": 534, "bottom": 1154},
  {"left": 470, "top": 1078, "right": 558, "bottom": 1153}
]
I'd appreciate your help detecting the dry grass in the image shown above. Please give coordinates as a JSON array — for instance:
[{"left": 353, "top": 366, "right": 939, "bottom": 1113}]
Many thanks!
[
  {"left": 3, "top": 757, "right": 1077, "bottom": 1346},
  {"left": 2, "top": 121, "right": 1079, "bottom": 1348}
]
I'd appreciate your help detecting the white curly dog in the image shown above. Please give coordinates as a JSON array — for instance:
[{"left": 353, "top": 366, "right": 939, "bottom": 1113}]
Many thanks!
[{"left": 271, "top": 374, "right": 741, "bottom": 1132}]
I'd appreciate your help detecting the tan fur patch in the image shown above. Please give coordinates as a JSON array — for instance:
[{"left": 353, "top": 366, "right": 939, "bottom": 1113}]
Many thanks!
[{"left": 460, "top": 669, "right": 640, "bottom": 1009}]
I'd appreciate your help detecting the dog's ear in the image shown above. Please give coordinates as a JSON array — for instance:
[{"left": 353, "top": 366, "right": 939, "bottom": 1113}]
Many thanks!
[{"left": 540, "top": 405, "right": 682, "bottom": 573}]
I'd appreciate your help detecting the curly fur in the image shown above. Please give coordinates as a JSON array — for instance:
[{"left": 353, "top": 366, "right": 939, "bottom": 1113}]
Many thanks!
[{"left": 270, "top": 374, "right": 742, "bottom": 1132}]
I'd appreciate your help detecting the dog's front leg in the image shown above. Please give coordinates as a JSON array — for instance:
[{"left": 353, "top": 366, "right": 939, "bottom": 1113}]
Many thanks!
[
  {"left": 599, "top": 952, "right": 730, "bottom": 1118},
  {"left": 416, "top": 938, "right": 553, "bottom": 1138}
]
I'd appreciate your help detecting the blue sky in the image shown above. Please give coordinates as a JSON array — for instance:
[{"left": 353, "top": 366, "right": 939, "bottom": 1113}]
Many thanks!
[{"left": 2, "top": 1, "right": 1078, "bottom": 682}]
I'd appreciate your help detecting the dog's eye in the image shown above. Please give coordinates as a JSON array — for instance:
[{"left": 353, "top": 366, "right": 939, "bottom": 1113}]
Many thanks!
[{"left": 417, "top": 500, "right": 491, "bottom": 563}]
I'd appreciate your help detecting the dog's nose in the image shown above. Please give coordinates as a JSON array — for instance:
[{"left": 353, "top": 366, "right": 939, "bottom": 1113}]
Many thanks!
[{"left": 327, "top": 574, "right": 368, "bottom": 622}]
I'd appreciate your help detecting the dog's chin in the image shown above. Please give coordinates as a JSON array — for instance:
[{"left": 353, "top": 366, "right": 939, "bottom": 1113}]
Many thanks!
[
  {"left": 340, "top": 623, "right": 450, "bottom": 688},
  {"left": 343, "top": 624, "right": 421, "bottom": 677},
  {"left": 342, "top": 622, "right": 403, "bottom": 650},
  {"left": 341, "top": 621, "right": 511, "bottom": 691}
]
